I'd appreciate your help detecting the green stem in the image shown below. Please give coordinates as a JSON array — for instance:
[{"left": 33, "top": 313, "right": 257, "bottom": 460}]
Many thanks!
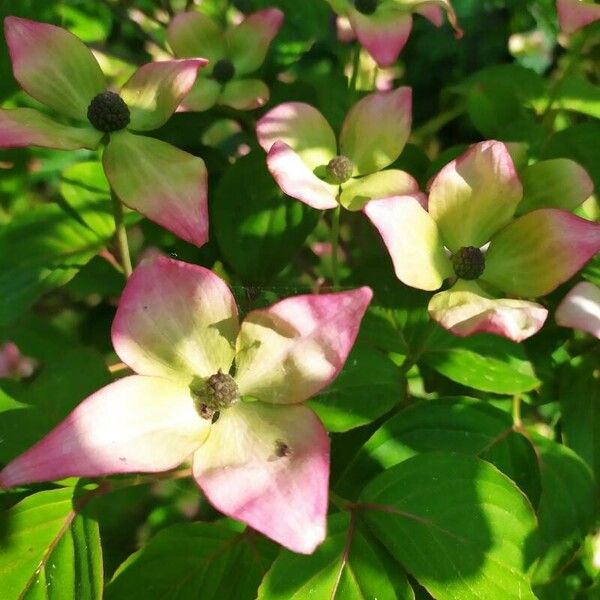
[
  {"left": 349, "top": 44, "right": 360, "bottom": 92},
  {"left": 411, "top": 103, "right": 466, "bottom": 141},
  {"left": 111, "top": 189, "right": 133, "bottom": 278},
  {"left": 330, "top": 205, "right": 341, "bottom": 289},
  {"left": 512, "top": 395, "right": 522, "bottom": 428}
]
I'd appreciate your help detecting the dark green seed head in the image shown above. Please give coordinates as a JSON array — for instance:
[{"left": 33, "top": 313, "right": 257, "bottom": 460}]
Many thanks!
[
  {"left": 326, "top": 155, "right": 354, "bottom": 184},
  {"left": 212, "top": 59, "right": 235, "bottom": 83},
  {"left": 354, "top": 0, "right": 378, "bottom": 15},
  {"left": 451, "top": 246, "right": 485, "bottom": 280},
  {"left": 190, "top": 370, "right": 239, "bottom": 419},
  {"left": 87, "top": 91, "right": 130, "bottom": 132}
]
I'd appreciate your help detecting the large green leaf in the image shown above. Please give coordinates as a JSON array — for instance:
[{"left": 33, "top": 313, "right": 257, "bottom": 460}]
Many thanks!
[
  {"left": 0, "top": 201, "right": 114, "bottom": 326},
  {"left": 212, "top": 153, "right": 320, "bottom": 282},
  {"left": 360, "top": 452, "right": 537, "bottom": 600},
  {"left": 336, "top": 397, "right": 540, "bottom": 503},
  {"left": 530, "top": 433, "right": 596, "bottom": 583},
  {"left": 258, "top": 512, "right": 414, "bottom": 600},
  {"left": 420, "top": 333, "right": 540, "bottom": 394},
  {"left": 560, "top": 353, "right": 600, "bottom": 486},
  {"left": 0, "top": 487, "right": 103, "bottom": 600},
  {"left": 309, "top": 344, "right": 403, "bottom": 432},
  {"left": 106, "top": 521, "right": 277, "bottom": 600}
]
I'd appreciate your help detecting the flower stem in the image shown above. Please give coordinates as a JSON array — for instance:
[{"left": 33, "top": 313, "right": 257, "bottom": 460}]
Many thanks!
[
  {"left": 330, "top": 205, "right": 341, "bottom": 288},
  {"left": 349, "top": 44, "right": 360, "bottom": 92},
  {"left": 512, "top": 394, "right": 522, "bottom": 428},
  {"left": 111, "top": 189, "right": 133, "bottom": 278}
]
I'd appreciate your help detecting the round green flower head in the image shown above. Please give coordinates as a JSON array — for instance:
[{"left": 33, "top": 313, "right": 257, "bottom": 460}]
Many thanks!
[
  {"left": 190, "top": 369, "right": 240, "bottom": 420},
  {"left": 87, "top": 91, "right": 130, "bottom": 132},
  {"left": 212, "top": 59, "right": 235, "bottom": 84},
  {"left": 354, "top": 0, "right": 379, "bottom": 15},
  {"left": 326, "top": 155, "right": 355, "bottom": 185},
  {"left": 451, "top": 246, "right": 485, "bottom": 280}
]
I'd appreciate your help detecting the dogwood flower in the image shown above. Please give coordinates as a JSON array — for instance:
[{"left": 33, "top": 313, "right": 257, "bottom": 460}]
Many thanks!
[
  {"left": 556, "top": 281, "right": 600, "bottom": 338},
  {"left": 364, "top": 141, "right": 600, "bottom": 342},
  {"left": 0, "top": 342, "right": 37, "bottom": 380},
  {"left": 325, "top": 0, "right": 462, "bottom": 67},
  {"left": 557, "top": 0, "right": 600, "bottom": 35},
  {"left": 0, "top": 255, "right": 372, "bottom": 554},
  {"left": 256, "top": 87, "right": 418, "bottom": 212},
  {"left": 166, "top": 8, "right": 283, "bottom": 111},
  {"left": 0, "top": 17, "right": 209, "bottom": 246}
]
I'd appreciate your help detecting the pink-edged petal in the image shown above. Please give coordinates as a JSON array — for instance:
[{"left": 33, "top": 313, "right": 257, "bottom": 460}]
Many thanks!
[
  {"left": 0, "top": 108, "right": 102, "bottom": 150},
  {"left": 428, "top": 281, "right": 548, "bottom": 342},
  {"left": 166, "top": 11, "right": 227, "bottom": 64},
  {"left": 517, "top": 158, "right": 594, "bottom": 215},
  {"left": 339, "top": 87, "right": 412, "bottom": 176},
  {"left": 4, "top": 16, "right": 105, "bottom": 120},
  {"left": 120, "top": 59, "right": 207, "bottom": 131},
  {"left": 364, "top": 195, "right": 452, "bottom": 290},
  {"left": 265, "top": 141, "right": 339, "bottom": 210},
  {"left": 234, "top": 287, "right": 373, "bottom": 404},
  {"left": 428, "top": 140, "right": 523, "bottom": 252},
  {"left": 179, "top": 77, "right": 221, "bottom": 112},
  {"left": 0, "top": 375, "right": 209, "bottom": 489},
  {"left": 103, "top": 130, "right": 208, "bottom": 247},
  {"left": 401, "top": 0, "right": 463, "bottom": 35},
  {"left": 192, "top": 401, "right": 329, "bottom": 554},
  {"left": 340, "top": 169, "right": 420, "bottom": 211},
  {"left": 219, "top": 78, "right": 270, "bottom": 110},
  {"left": 256, "top": 102, "right": 337, "bottom": 171},
  {"left": 112, "top": 255, "right": 239, "bottom": 381},
  {"left": 347, "top": 6, "right": 413, "bottom": 68},
  {"left": 484, "top": 209, "right": 600, "bottom": 297},
  {"left": 556, "top": 281, "right": 600, "bottom": 339},
  {"left": 227, "top": 8, "right": 284, "bottom": 75},
  {"left": 557, "top": 0, "right": 600, "bottom": 34}
]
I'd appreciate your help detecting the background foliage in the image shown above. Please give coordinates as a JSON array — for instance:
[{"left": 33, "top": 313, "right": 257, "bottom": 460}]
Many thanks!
[{"left": 0, "top": 0, "right": 599, "bottom": 598}]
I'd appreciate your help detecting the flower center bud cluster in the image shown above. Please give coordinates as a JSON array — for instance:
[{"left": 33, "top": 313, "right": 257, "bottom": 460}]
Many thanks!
[
  {"left": 212, "top": 59, "right": 235, "bottom": 83},
  {"left": 326, "top": 155, "right": 354, "bottom": 184},
  {"left": 451, "top": 246, "right": 485, "bottom": 280},
  {"left": 190, "top": 370, "right": 240, "bottom": 421},
  {"left": 87, "top": 91, "right": 130, "bottom": 132},
  {"left": 354, "top": 0, "right": 379, "bottom": 15}
]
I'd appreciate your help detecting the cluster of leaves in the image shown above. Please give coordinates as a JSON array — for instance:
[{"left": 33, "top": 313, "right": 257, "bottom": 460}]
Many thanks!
[{"left": 0, "top": 0, "right": 599, "bottom": 599}]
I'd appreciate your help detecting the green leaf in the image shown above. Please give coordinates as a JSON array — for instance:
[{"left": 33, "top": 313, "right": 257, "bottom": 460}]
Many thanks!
[
  {"left": 0, "top": 487, "right": 103, "bottom": 600},
  {"left": 560, "top": 353, "right": 600, "bottom": 486},
  {"left": 0, "top": 316, "right": 111, "bottom": 462},
  {"left": 0, "top": 201, "right": 114, "bottom": 326},
  {"left": 554, "top": 74, "right": 600, "bottom": 119},
  {"left": 213, "top": 153, "right": 320, "bottom": 282},
  {"left": 336, "top": 397, "right": 540, "bottom": 504},
  {"left": 420, "top": 332, "right": 540, "bottom": 394},
  {"left": 360, "top": 452, "right": 537, "bottom": 600},
  {"left": 543, "top": 123, "right": 600, "bottom": 192},
  {"left": 258, "top": 512, "right": 414, "bottom": 600},
  {"left": 530, "top": 433, "right": 596, "bottom": 583},
  {"left": 309, "top": 344, "right": 403, "bottom": 432},
  {"left": 106, "top": 521, "right": 277, "bottom": 600}
]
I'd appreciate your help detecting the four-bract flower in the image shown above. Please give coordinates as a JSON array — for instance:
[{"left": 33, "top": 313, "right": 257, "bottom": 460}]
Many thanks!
[
  {"left": 364, "top": 140, "right": 600, "bottom": 342},
  {"left": 0, "top": 255, "right": 372, "bottom": 554},
  {"left": 325, "top": 0, "right": 462, "bottom": 67},
  {"left": 0, "top": 17, "right": 209, "bottom": 246},
  {"left": 557, "top": 0, "right": 600, "bottom": 35},
  {"left": 166, "top": 8, "right": 283, "bottom": 112},
  {"left": 256, "top": 87, "right": 418, "bottom": 212},
  {"left": 556, "top": 281, "right": 600, "bottom": 339}
]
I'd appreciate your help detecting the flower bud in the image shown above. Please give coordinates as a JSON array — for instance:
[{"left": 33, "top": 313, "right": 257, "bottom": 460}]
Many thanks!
[
  {"left": 87, "top": 91, "right": 130, "bottom": 132},
  {"left": 190, "top": 370, "right": 240, "bottom": 419},
  {"left": 451, "top": 246, "right": 486, "bottom": 280}
]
